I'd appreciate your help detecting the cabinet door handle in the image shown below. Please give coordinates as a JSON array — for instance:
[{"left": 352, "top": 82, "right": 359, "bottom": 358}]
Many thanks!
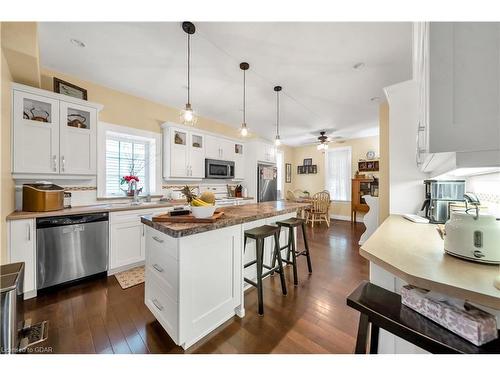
[
  {"left": 153, "top": 264, "right": 164, "bottom": 273},
  {"left": 52, "top": 155, "right": 57, "bottom": 171},
  {"left": 27, "top": 223, "right": 31, "bottom": 241},
  {"left": 152, "top": 236, "right": 164, "bottom": 243},
  {"left": 152, "top": 298, "right": 164, "bottom": 311},
  {"left": 61, "top": 156, "right": 65, "bottom": 172}
]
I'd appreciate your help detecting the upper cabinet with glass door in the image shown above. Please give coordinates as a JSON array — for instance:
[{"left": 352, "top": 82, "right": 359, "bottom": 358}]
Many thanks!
[
  {"left": 60, "top": 101, "right": 97, "bottom": 175},
  {"left": 11, "top": 83, "right": 103, "bottom": 178},
  {"left": 12, "top": 90, "right": 60, "bottom": 174}
]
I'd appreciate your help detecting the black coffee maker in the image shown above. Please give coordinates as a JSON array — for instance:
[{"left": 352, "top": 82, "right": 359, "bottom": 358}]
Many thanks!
[{"left": 421, "top": 180, "right": 466, "bottom": 223}]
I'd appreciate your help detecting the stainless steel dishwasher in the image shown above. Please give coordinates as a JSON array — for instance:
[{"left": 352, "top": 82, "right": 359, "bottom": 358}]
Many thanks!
[{"left": 36, "top": 212, "right": 109, "bottom": 290}]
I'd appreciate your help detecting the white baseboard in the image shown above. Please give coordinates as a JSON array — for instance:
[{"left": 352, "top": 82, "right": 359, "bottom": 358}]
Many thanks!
[
  {"left": 108, "top": 260, "right": 145, "bottom": 276},
  {"left": 329, "top": 214, "right": 351, "bottom": 221}
]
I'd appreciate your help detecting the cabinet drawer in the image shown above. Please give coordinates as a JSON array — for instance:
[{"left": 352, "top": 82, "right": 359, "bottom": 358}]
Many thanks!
[
  {"left": 145, "top": 227, "right": 178, "bottom": 260},
  {"left": 146, "top": 246, "right": 178, "bottom": 302},
  {"left": 145, "top": 272, "right": 179, "bottom": 343}
]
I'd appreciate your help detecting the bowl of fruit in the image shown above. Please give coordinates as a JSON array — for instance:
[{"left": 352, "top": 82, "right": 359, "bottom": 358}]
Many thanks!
[{"left": 181, "top": 187, "right": 217, "bottom": 218}]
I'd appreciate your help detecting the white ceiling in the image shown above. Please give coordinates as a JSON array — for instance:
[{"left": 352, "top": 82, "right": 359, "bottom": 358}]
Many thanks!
[{"left": 38, "top": 22, "right": 412, "bottom": 145}]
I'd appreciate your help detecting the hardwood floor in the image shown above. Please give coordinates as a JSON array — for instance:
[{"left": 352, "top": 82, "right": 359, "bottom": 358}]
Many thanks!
[{"left": 24, "top": 220, "right": 368, "bottom": 354}]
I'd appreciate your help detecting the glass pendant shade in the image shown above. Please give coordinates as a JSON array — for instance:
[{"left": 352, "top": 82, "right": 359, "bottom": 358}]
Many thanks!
[
  {"left": 240, "top": 123, "right": 248, "bottom": 136},
  {"left": 275, "top": 135, "right": 281, "bottom": 146},
  {"left": 180, "top": 103, "right": 197, "bottom": 126}
]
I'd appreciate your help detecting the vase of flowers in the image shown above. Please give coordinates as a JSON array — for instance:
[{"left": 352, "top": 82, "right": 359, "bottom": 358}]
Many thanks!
[{"left": 120, "top": 175, "right": 142, "bottom": 197}]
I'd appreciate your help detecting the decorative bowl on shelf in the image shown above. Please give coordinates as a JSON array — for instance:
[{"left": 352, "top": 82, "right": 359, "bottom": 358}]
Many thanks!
[{"left": 190, "top": 205, "right": 216, "bottom": 218}]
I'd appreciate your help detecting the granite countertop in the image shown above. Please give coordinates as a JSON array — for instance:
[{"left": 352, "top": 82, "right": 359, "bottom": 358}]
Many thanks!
[
  {"left": 141, "top": 201, "right": 310, "bottom": 238},
  {"left": 361, "top": 215, "right": 500, "bottom": 310}
]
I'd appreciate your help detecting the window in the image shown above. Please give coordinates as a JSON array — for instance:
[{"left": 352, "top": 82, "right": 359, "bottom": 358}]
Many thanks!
[
  {"left": 276, "top": 150, "right": 284, "bottom": 199},
  {"left": 97, "top": 122, "right": 161, "bottom": 198},
  {"left": 105, "top": 137, "right": 149, "bottom": 196},
  {"left": 325, "top": 147, "right": 352, "bottom": 201}
]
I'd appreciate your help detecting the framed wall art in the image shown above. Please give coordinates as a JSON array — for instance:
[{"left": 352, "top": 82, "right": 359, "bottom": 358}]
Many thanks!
[{"left": 53, "top": 77, "right": 88, "bottom": 100}]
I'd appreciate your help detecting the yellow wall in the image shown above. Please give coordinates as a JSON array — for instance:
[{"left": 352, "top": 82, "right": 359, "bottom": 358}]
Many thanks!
[
  {"left": 1, "top": 22, "right": 41, "bottom": 88},
  {"left": 290, "top": 136, "right": 380, "bottom": 219},
  {"left": 1, "top": 24, "right": 15, "bottom": 264},
  {"left": 378, "top": 102, "right": 389, "bottom": 223},
  {"left": 41, "top": 69, "right": 246, "bottom": 138}
]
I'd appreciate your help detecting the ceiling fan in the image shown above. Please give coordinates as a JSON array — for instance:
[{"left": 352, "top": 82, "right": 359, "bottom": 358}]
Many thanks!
[{"left": 310, "top": 130, "right": 345, "bottom": 151}]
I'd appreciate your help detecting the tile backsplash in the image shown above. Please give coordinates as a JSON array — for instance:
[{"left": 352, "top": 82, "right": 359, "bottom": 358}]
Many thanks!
[
  {"left": 15, "top": 182, "right": 241, "bottom": 210},
  {"left": 466, "top": 172, "right": 500, "bottom": 216}
]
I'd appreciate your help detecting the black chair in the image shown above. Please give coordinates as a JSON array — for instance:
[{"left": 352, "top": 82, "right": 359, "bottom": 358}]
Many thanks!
[
  {"left": 244, "top": 225, "right": 287, "bottom": 315},
  {"left": 273, "top": 217, "right": 312, "bottom": 285}
]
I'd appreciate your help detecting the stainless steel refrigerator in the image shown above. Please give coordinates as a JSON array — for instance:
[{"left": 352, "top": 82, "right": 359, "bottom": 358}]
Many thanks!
[{"left": 257, "top": 164, "right": 277, "bottom": 202}]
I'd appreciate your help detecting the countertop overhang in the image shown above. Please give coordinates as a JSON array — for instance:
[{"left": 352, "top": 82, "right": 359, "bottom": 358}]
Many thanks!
[
  {"left": 360, "top": 215, "right": 500, "bottom": 310},
  {"left": 141, "top": 201, "right": 310, "bottom": 238}
]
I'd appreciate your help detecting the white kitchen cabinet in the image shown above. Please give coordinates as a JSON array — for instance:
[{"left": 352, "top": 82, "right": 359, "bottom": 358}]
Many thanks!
[
  {"left": 163, "top": 125, "right": 205, "bottom": 179},
  {"left": 8, "top": 219, "right": 36, "bottom": 299},
  {"left": 233, "top": 143, "right": 245, "bottom": 180},
  {"left": 220, "top": 139, "right": 234, "bottom": 161},
  {"left": 205, "top": 135, "right": 234, "bottom": 161},
  {"left": 257, "top": 142, "right": 276, "bottom": 163},
  {"left": 189, "top": 132, "right": 205, "bottom": 178},
  {"left": 12, "top": 90, "right": 60, "bottom": 174},
  {"left": 413, "top": 22, "right": 500, "bottom": 171},
  {"left": 144, "top": 224, "right": 242, "bottom": 349},
  {"left": 109, "top": 207, "right": 171, "bottom": 274},
  {"left": 11, "top": 83, "right": 102, "bottom": 178},
  {"left": 59, "top": 101, "right": 97, "bottom": 175},
  {"left": 205, "top": 135, "right": 220, "bottom": 159}
]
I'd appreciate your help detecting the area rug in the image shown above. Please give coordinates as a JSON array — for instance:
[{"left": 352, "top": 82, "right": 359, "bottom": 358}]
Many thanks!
[{"left": 114, "top": 265, "right": 145, "bottom": 289}]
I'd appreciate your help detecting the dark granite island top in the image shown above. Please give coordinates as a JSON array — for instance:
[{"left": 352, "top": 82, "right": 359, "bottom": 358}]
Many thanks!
[{"left": 141, "top": 201, "right": 310, "bottom": 238}]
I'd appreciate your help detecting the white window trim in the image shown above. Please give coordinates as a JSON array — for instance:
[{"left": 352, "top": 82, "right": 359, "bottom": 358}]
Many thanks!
[
  {"left": 97, "top": 121, "right": 162, "bottom": 198},
  {"left": 324, "top": 146, "right": 352, "bottom": 203}
]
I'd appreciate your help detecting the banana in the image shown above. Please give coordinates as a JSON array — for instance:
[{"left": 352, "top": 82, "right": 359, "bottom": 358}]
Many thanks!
[{"left": 191, "top": 198, "right": 211, "bottom": 207}]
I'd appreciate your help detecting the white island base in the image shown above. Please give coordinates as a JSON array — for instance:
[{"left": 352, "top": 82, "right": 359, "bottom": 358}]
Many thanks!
[{"left": 144, "top": 212, "right": 296, "bottom": 350}]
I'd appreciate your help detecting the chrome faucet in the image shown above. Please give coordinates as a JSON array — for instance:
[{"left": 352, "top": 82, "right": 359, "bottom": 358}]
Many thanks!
[{"left": 130, "top": 180, "right": 140, "bottom": 205}]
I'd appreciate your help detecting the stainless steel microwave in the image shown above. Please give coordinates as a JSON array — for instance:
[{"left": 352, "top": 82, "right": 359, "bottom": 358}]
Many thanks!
[{"left": 205, "top": 159, "right": 235, "bottom": 179}]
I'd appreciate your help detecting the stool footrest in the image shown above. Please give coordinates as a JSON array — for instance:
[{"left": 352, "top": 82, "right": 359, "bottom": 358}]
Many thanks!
[
  {"left": 244, "top": 260, "right": 257, "bottom": 268},
  {"left": 244, "top": 278, "right": 258, "bottom": 288}
]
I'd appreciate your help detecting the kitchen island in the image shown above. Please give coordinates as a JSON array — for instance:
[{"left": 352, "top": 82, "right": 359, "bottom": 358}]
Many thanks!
[
  {"left": 140, "top": 201, "right": 310, "bottom": 349},
  {"left": 360, "top": 215, "right": 500, "bottom": 353}
]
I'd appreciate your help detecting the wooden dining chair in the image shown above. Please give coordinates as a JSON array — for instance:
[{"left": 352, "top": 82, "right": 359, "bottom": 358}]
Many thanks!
[
  {"left": 286, "top": 190, "right": 297, "bottom": 201},
  {"left": 305, "top": 191, "right": 331, "bottom": 228}
]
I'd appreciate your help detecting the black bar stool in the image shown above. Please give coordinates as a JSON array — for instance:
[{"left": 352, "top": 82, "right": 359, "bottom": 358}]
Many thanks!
[
  {"left": 273, "top": 217, "right": 312, "bottom": 286},
  {"left": 244, "top": 225, "right": 287, "bottom": 315}
]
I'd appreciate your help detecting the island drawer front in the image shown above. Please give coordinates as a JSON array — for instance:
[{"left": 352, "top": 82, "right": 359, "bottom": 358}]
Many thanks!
[
  {"left": 145, "top": 272, "right": 179, "bottom": 343},
  {"left": 145, "top": 253, "right": 178, "bottom": 302},
  {"left": 145, "top": 226, "right": 178, "bottom": 260}
]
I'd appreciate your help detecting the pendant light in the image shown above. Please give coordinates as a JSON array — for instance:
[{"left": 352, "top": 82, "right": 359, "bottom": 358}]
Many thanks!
[
  {"left": 274, "top": 86, "right": 282, "bottom": 146},
  {"left": 240, "top": 62, "right": 249, "bottom": 136},
  {"left": 180, "top": 21, "right": 197, "bottom": 126}
]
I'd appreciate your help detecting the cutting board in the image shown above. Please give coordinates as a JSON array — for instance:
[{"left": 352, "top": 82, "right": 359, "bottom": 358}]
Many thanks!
[{"left": 152, "top": 210, "right": 224, "bottom": 223}]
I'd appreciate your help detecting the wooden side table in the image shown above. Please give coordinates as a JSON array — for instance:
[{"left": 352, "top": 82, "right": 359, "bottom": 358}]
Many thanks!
[{"left": 351, "top": 178, "right": 373, "bottom": 223}]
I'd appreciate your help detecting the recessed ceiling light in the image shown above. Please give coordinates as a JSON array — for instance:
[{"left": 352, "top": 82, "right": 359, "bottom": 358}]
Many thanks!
[
  {"left": 70, "top": 38, "right": 86, "bottom": 48},
  {"left": 353, "top": 62, "right": 365, "bottom": 70},
  {"left": 370, "top": 96, "right": 381, "bottom": 102}
]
